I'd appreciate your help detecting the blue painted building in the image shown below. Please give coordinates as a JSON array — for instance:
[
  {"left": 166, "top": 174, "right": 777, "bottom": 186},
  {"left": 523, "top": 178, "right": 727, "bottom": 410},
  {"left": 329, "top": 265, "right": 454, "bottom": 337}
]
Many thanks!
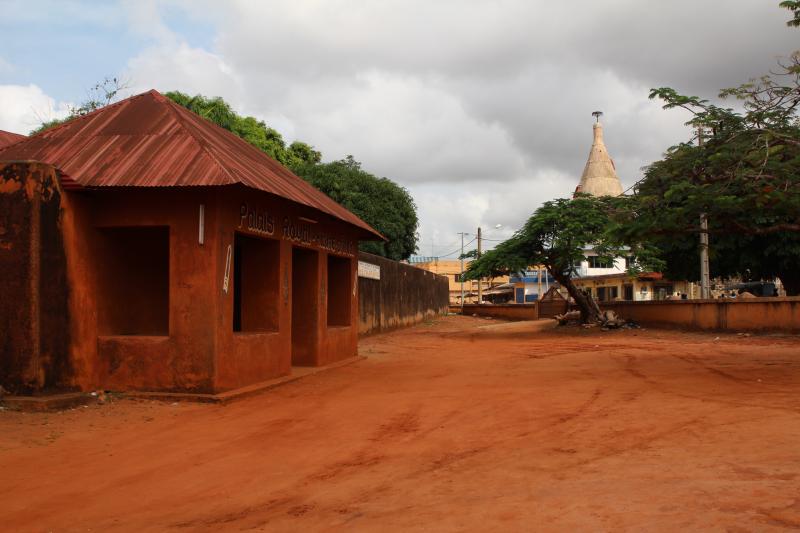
[{"left": 510, "top": 268, "right": 556, "bottom": 303}]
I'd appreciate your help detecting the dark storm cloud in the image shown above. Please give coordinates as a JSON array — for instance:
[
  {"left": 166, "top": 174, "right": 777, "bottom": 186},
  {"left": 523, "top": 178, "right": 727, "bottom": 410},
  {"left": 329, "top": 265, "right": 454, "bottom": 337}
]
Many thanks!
[{"left": 118, "top": 0, "right": 800, "bottom": 250}]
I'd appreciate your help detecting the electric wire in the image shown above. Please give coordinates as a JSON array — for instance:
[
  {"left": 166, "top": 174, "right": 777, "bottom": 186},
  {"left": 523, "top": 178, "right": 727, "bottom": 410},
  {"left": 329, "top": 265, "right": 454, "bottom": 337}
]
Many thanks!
[
  {"left": 428, "top": 238, "right": 461, "bottom": 255},
  {"left": 435, "top": 236, "right": 477, "bottom": 258}
]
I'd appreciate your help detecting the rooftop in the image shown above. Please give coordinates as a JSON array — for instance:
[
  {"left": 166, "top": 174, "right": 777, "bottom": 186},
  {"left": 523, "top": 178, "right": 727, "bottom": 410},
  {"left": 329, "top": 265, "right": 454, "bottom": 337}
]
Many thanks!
[
  {"left": 576, "top": 120, "right": 623, "bottom": 197},
  {"left": 0, "top": 130, "right": 25, "bottom": 149},
  {"left": 0, "top": 90, "right": 382, "bottom": 240}
]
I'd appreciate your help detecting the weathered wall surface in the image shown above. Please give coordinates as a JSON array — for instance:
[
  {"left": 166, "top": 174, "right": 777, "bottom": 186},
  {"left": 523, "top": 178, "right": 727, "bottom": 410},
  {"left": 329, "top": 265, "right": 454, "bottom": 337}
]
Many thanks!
[
  {"left": 455, "top": 304, "right": 539, "bottom": 321},
  {"left": 2, "top": 164, "right": 364, "bottom": 395},
  {"left": 214, "top": 186, "right": 362, "bottom": 390},
  {"left": 0, "top": 163, "right": 70, "bottom": 394},
  {"left": 538, "top": 298, "right": 568, "bottom": 319},
  {"left": 601, "top": 298, "right": 800, "bottom": 332},
  {"left": 358, "top": 253, "right": 450, "bottom": 335}
]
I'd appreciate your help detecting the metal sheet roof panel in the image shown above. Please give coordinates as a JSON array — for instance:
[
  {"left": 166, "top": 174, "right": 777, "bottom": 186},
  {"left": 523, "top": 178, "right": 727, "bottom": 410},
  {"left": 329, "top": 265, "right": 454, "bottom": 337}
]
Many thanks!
[
  {"left": 0, "top": 130, "right": 26, "bottom": 149},
  {"left": 0, "top": 90, "right": 382, "bottom": 239}
]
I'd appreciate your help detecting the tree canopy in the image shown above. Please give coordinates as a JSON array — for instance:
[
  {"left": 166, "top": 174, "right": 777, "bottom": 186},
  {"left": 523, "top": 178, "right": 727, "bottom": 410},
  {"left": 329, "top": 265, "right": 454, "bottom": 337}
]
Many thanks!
[
  {"left": 30, "top": 85, "right": 419, "bottom": 260},
  {"left": 780, "top": 0, "right": 800, "bottom": 26},
  {"left": 165, "top": 92, "right": 418, "bottom": 260},
  {"left": 464, "top": 196, "right": 659, "bottom": 322},
  {"left": 607, "top": 2, "right": 800, "bottom": 294},
  {"left": 293, "top": 156, "right": 418, "bottom": 260},
  {"left": 164, "top": 92, "right": 322, "bottom": 169},
  {"left": 617, "top": 49, "right": 800, "bottom": 293},
  {"left": 30, "top": 77, "right": 128, "bottom": 135}
]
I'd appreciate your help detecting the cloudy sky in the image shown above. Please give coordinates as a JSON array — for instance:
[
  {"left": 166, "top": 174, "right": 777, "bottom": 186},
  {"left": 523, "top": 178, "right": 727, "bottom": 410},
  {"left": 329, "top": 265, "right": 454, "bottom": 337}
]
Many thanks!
[{"left": 1, "top": 1, "right": 797, "bottom": 256}]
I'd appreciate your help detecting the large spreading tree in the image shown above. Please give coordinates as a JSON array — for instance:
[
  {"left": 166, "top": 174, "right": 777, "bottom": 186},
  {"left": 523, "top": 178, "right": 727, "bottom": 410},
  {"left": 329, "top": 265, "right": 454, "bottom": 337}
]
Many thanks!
[
  {"left": 463, "top": 195, "right": 659, "bottom": 323},
  {"left": 618, "top": 53, "right": 800, "bottom": 293},
  {"left": 611, "top": 2, "right": 800, "bottom": 294}
]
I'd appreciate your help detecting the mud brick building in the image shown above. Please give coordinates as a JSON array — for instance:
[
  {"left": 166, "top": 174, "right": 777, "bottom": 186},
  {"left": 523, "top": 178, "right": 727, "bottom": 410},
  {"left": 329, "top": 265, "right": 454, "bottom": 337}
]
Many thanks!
[{"left": 0, "top": 90, "right": 382, "bottom": 395}]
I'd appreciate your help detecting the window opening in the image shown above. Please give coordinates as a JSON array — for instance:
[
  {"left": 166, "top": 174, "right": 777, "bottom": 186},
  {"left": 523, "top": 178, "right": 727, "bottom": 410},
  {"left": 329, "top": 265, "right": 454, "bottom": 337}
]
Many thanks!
[
  {"left": 327, "top": 254, "right": 352, "bottom": 326},
  {"left": 97, "top": 226, "right": 169, "bottom": 335},
  {"left": 232, "top": 233, "right": 280, "bottom": 332}
]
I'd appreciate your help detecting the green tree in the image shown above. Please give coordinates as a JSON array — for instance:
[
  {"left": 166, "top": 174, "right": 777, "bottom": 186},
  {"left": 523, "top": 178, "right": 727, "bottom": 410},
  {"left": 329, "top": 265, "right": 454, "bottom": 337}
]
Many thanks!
[
  {"left": 294, "top": 156, "right": 418, "bottom": 260},
  {"left": 780, "top": 0, "right": 800, "bottom": 26},
  {"left": 32, "top": 85, "right": 418, "bottom": 260},
  {"left": 463, "top": 196, "right": 657, "bottom": 323},
  {"left": 623, "top": 47, "right": 800, "bottom": 294},
  {"left": 164, "top": 91, "right": 322, "bottom": 169},
  {"left": 31, "top": 77, "right": 128, "bottom": 134},
  {"left": 166, "top": 93, "right": 418, "bottom": 259}
]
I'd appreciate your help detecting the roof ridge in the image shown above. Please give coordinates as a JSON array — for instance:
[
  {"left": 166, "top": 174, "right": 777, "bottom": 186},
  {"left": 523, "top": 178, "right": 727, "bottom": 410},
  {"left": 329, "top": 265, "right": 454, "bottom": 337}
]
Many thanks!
[
  {"left": 0, "top": 131, "right": 28, "bottom": 152},
  {"left": 159, "top": 94, "right": 240, "bottom": 185},
  {"left": 160, "top": 95, "right": 328, "bottom": 200},
  {"left": 0, "top": 88, "right": 383, "bottom": 239},
  {"left": 0, "top": 91, "right": 153, "bottom": 156}
]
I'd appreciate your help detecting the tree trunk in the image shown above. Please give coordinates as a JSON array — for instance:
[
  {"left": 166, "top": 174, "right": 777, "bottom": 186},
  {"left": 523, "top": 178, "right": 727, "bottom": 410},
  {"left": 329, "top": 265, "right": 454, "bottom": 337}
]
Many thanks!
[
  {"left": 550, "top": 271, "right": 602, "bottom": 324},
  {"left": 778, "top": 272, "right": 800, "bottom": 296}
]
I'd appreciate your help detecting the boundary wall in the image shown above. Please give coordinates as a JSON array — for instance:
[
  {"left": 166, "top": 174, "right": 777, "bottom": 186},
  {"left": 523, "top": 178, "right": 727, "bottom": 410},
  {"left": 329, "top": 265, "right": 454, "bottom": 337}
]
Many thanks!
[
  {"left": 454, "top": 303, "right": 539, "bottom": 321},
  {"left": 358, "top": 252, "right": 450, "bottom": 335},
  {"left": 601, "top": 298, "right": 800, "bottom": 332}
]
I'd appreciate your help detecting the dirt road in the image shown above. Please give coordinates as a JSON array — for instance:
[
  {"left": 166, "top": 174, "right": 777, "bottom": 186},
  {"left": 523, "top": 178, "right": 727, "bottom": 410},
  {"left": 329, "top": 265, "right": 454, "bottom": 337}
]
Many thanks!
[{"left": 2, "top": 316, "right": 800, "bottom": 531}]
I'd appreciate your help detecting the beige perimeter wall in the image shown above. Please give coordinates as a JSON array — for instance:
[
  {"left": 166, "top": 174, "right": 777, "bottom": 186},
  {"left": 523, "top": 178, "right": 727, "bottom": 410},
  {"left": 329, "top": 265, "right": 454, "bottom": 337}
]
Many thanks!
[{"left": 602, "top": 298, "right": 800, "bottom": 332}]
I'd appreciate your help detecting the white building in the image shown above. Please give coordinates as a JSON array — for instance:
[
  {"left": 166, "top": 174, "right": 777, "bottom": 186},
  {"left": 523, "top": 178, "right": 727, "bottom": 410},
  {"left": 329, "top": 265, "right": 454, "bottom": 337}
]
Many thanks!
[{"left": 569, "top": 115, "right": 690, "bottom": 301}]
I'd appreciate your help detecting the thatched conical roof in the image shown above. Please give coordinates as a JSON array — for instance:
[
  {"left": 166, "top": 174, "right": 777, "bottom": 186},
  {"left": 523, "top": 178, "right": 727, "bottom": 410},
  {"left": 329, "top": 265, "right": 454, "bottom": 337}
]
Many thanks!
[{"left": 576, "top": 121, "right": 623, "bottom": 197}]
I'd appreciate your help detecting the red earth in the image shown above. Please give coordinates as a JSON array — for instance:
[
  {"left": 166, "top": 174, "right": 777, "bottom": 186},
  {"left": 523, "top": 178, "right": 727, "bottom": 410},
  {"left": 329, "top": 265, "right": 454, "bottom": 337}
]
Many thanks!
[{"left": 2, "top": 316, "right": 800, "bottom": 531}]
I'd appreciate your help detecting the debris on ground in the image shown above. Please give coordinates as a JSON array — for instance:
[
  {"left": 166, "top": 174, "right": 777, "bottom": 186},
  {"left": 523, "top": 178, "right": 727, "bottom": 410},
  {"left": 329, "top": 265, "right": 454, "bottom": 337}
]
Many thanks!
[
  {"left": 555, "top": 309, "right": 640, "bottom": 330},
  {"left": 600, "top": 310, "right": 625, "bottom": 329},
  {"left": 555, "top": 310, "right": 581, "bottom": 325}
]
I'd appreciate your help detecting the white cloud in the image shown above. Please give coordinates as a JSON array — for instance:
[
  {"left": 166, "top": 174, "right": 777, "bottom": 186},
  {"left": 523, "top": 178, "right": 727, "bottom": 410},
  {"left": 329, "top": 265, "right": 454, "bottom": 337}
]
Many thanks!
[
  {"left": 0, "top": 56, "right": 15, "bottom": 77},
  {"left": 0, "top": 84, "right": 72, "bottom": 135},
  {"left": 16, "top": 0, "right": 791, "bottom": 255},
  {"left": 124, "top": 42, "right": 243, "bottom": 103}
]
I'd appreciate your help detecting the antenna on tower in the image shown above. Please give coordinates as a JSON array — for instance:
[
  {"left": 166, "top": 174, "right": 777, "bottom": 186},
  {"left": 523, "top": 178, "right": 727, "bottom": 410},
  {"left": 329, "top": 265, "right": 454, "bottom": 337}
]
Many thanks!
[{"left": 592, "top": 110, "right": 603, "bottom": 123}]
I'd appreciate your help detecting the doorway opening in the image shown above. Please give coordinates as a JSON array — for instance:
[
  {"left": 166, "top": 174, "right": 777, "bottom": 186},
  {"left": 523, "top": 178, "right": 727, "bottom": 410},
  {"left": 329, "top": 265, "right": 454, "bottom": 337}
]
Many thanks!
[
  {"left": 96, "top": 226, "right": 169, "bottom": 335},
  {"left": 327, "top": 254, "right": 352, "bottom": 326},
  {"left": 232, "top": 233, "right": 280, "bottom": 333},
  {"left": 624, "top": 284, "right": 634, "bottom": 301},
  {"left": 291, "top": 247, "right": 319, "bottom": 366}
]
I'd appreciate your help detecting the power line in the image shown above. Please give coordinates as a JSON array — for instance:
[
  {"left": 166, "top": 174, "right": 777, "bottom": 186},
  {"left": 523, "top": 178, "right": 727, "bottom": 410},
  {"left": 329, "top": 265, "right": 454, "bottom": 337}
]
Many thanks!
[
  {"left": 408, "top": 237, "right": 477, "bottom": 262},
  {"left": 436, "top": 237, "right": 476, "bottom": 258},
  {"left": 429, "top": 238, "right": 461, "bottom": 254}
]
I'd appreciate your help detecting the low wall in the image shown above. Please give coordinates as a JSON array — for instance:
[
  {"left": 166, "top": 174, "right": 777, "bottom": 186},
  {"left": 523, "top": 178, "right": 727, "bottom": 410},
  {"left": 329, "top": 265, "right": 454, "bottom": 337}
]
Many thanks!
[
  {"left": 601, "top": 298, "right": 800, "bottom": 332},
  {"left": 358, "top": 252, "right": 450, "bottom": 336},
  {"left": 455, "top": 303, "right": 539, "bottom": 321}
]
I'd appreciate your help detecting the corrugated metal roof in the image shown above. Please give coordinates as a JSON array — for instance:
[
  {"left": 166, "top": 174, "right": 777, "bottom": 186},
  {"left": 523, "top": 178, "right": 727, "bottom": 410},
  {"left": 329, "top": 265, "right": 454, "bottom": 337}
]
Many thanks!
[
  {"left": 0, "top": 90, "right": 383, "bottom": 240},
  {"left": 0, "top": 130, "right": 25, "bottom": 149}
]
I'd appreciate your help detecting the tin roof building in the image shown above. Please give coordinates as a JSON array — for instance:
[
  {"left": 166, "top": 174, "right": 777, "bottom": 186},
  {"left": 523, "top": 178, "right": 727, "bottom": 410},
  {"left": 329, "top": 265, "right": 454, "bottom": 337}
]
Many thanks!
[
  {"left": 0, "top": 129, "right": 25, "bottom": 149},
  {"left": 0, "top": 90, "right": 381, "bottom": 396}
]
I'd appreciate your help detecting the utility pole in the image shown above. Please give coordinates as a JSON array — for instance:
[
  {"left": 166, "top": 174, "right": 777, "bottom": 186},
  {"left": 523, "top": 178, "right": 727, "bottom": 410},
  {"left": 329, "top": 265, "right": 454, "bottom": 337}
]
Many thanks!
[
  {"left": 700, "top": 215, "right": 710, "bottom": 298},
  {"left": 477, "top": 226, "right": 483, "bottom": 304},
  {"left": 698, "top": 127, "right": 711, "bottom": 299},
  {"left": 457, "top": 232, "right": 469, "bottom": 308}
]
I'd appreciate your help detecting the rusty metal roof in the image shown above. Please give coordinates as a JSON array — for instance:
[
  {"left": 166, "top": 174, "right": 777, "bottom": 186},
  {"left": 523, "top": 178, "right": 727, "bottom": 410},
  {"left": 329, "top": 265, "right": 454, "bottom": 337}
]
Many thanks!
[
  {"left": 0, "top": 130, "right": 25, "bottom": 149},
  {"left": 0, "top": 90, "right": 382, "bottom": 240}
]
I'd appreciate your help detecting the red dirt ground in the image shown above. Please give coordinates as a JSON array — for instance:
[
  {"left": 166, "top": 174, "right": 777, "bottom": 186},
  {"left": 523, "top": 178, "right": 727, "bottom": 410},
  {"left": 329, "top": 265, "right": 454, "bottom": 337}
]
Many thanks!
[{"left": 2, "top": 316, "right": 800, "bottom": 532}]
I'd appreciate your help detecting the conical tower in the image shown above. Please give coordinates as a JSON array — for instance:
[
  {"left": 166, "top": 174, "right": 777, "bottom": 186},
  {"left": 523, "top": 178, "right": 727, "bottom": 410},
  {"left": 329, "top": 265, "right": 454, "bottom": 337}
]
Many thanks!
[{"left": 575, "top": 113, "right": 623, "bottom": 197}]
